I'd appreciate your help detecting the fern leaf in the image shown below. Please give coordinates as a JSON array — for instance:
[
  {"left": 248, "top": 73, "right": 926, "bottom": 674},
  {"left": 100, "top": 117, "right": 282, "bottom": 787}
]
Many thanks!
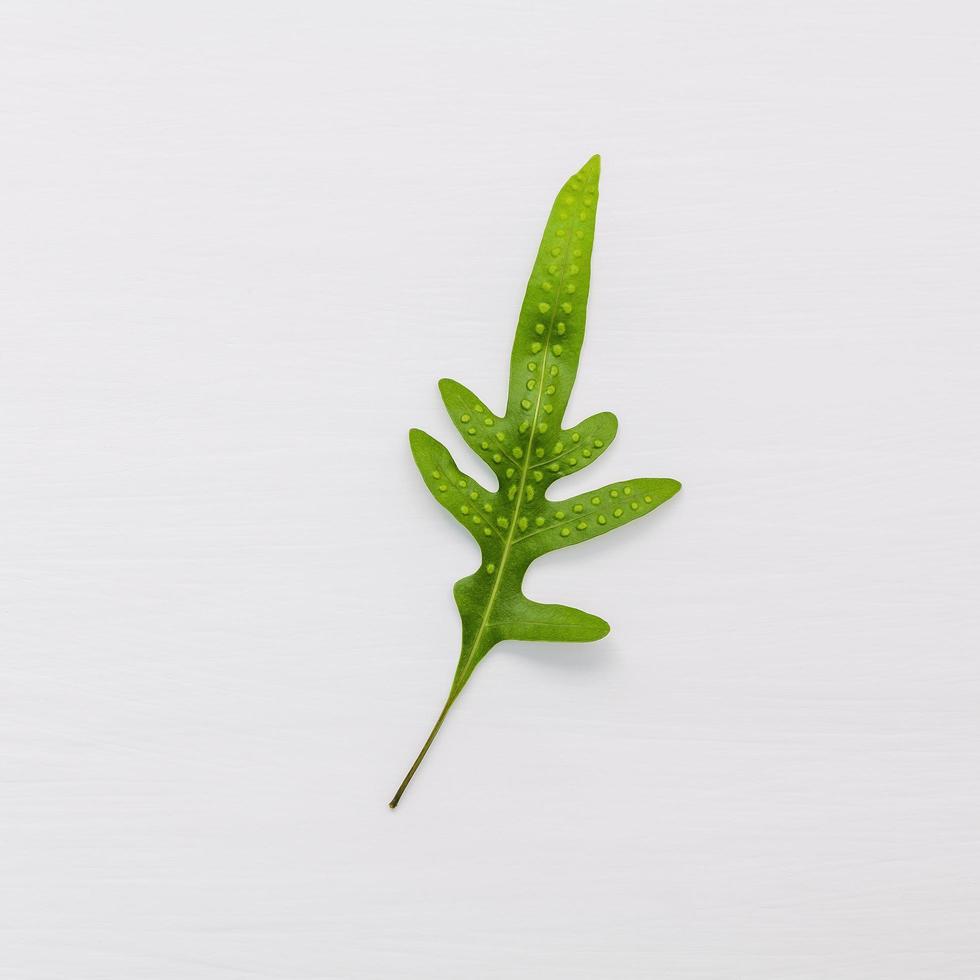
[{"left": 391, "top": 156, "right": 681, "bottom": 807}]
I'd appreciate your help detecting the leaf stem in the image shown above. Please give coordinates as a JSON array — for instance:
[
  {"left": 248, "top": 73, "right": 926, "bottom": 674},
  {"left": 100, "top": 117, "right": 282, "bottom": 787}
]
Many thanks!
[{"left": 388, "top": 693, "right": 457, "bottom": 808}]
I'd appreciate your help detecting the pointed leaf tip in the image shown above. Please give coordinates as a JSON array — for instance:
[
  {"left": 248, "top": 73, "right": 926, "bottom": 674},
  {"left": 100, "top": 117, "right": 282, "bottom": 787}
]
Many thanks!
[{"left": 583, "top": 154, "right": 600, "bottom": 176}]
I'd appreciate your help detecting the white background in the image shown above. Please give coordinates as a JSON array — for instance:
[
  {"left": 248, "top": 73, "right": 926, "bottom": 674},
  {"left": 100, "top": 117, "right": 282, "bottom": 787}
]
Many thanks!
[{"left": 2, "top": 2, "right": 979, "bottom": 977}]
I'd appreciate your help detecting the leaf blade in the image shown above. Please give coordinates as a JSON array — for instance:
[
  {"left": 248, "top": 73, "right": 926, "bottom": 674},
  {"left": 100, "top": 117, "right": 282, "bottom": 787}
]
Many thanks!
[
  {"left": 490, "top": 595, "right": 610, "bottom": 644},
  {"left": 408, "top": 428, "right": 503, "bottom": 549},
  {"left": 438, "top": 378, "right": 515, "bottom": 481},
  {"left": 506, "top": 155, "right": 600, "bottom": 430},
  {"left": 393, "top": 157, "right": 683, "bottom": 806},
  {"left": 512, "top": 478, "right": 681, "bottom": 559},
  {"left": 529, "top": 411, "right": 619, "bottom": 487}
]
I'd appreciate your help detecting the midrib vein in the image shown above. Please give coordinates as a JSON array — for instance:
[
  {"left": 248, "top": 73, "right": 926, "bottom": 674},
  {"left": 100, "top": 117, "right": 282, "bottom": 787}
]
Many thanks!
[{"left": 452, "top": 214, "right": 579, "bottom": 691}]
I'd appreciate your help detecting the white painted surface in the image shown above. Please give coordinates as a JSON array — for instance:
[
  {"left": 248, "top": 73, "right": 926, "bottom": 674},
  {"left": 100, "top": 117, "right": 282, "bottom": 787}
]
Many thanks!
[{"left": 2, "top": 2, "right": 979, "bottom": 977}]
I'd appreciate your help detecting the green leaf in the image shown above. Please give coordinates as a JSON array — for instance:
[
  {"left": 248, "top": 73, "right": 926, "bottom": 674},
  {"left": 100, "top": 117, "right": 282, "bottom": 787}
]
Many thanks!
[{"left": 390, "top": 156, "right": 681, "bottom": 807}]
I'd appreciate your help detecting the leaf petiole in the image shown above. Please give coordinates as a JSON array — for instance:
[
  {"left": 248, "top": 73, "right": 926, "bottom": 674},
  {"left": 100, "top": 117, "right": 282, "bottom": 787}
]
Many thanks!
[{"left": 388, "top": 691, "right": 458, "bottom": 808}]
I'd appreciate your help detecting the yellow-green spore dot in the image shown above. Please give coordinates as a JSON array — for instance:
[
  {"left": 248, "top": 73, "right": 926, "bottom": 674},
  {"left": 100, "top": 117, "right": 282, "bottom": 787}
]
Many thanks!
[
  {"left": 560, "top": 527, "right": 571, "bottom": 537},
  {"left": 543, "top": 404, "right": 553, "bottom": 414},
  {"left": 525, "top": 486, "right": 535, "bottom": 502},
  {"left": 550, "top": 366, "right": 559, "bottom": 377},
  {"left": 461, "top": 505, "right": 470, "bottom": 515},
  {"left": 610, "top": 489, "right": 619, "bottom": 498},
  {"left": 530, "top": 342, "right": 542, "bottom": 354},
  {"left": 545, "top": 385, "right": 556, "bottom": 395},
  {"left": 431, "top": 470, "right": 442, "bottom": 479},
  {"left": 475, "top": 404, "right": 485, "bottom": 414},
  {"left": 439, "top": 485, "right": 448, "bottom": 492},
  {"left": 537, "top": 422, "right": 548, "bottom": 433},
  {"left": 535, "top": 516, "right": 545, "bottom": 527},
  {"left": 644, "top": 495, "right": 653, "bottom": 503},
  {"left": 561, "top": 302, "right": 572, "bottom": 314},
  {"left": 519, "top": 421, "right": 530, "bottom": 433},
  {"left": 512, "top": 446, "right": 523, "bottom": 458},
  {"left": 483, "top": 503, "right": 493, "bottom": 513},
  {"left": 469, "top": 491, "right": 478, "bottom": 500},
  {"left": 521, "top": 398, "right": 532, "bottom": 410},
  {"left": 556, "top": 322, "right": 566, "bottom": 336},
  {"left": 486, "top": 564, "right": 495, "bottom": 574},
  {"left": 537, "top": 302, "right": 551, "bottom": 314},
  {"left": 460, "top": 414, "right": 471, "bottom": 423},
  {"left": 582, "top": 448, "right": 592, "bottom": 458},
  {"left": 614, "top": 508, "right": 624, "bottom": 518},
  {"left": 552, "top": 344, "right": 562, "bottom": 356},
  {"left": 483, "top": 527, "right": 492, "bottom": 536},
  {"left": 541, "top": 281, "right": 552, "bottom": 292},
  {"left": 577, "top": 521, "right": 588, "bottom": 530},
  {"left": 594, "top": 439, "right": 604, "bottom": 448},
  {"left": 533, "top": 470, "right": 543, "bottom": 481},
  {"left": 484, "top": 417, "right": 494, "bottom": 426},
  {"left": 527, "top": 379, "right": 536, "bottom": 390},
  {"left": 623, "top": 486, "right": 632, "bottom": 495},
  {"left": 497, "top": 516, "right": 509, "bottom": 528},
  {"left": 495, "top": 432, "right": 505, "bottom": 442},
  {"left": 571, "top": 432, "right": 580, "bottom": 443},
  {"left": 467, "top": 426, "right": 477, "bottom": 435},
  {"left": 591, "top": 497, "right": 601, "bottom": 505},
  {"left": 630, "top": 501, "right": 639, "bottom": 510},
  {"left": 492, "top": 452, "right": 502, "bottom": 463},
  {"left": 573, "top": 504, "right": 583, "bottom": 513},
  {"left": 555, "top": 511, "right": 566, "bottom": 520},
  {"left": 597, "top": 514, "right": 607, "bottom": 525},
  {"left": 528, "top": 361, "right": 537, "bottom": 371},
  {"left": 518, "top": 517, "right": 528, "bottom": 531}
]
